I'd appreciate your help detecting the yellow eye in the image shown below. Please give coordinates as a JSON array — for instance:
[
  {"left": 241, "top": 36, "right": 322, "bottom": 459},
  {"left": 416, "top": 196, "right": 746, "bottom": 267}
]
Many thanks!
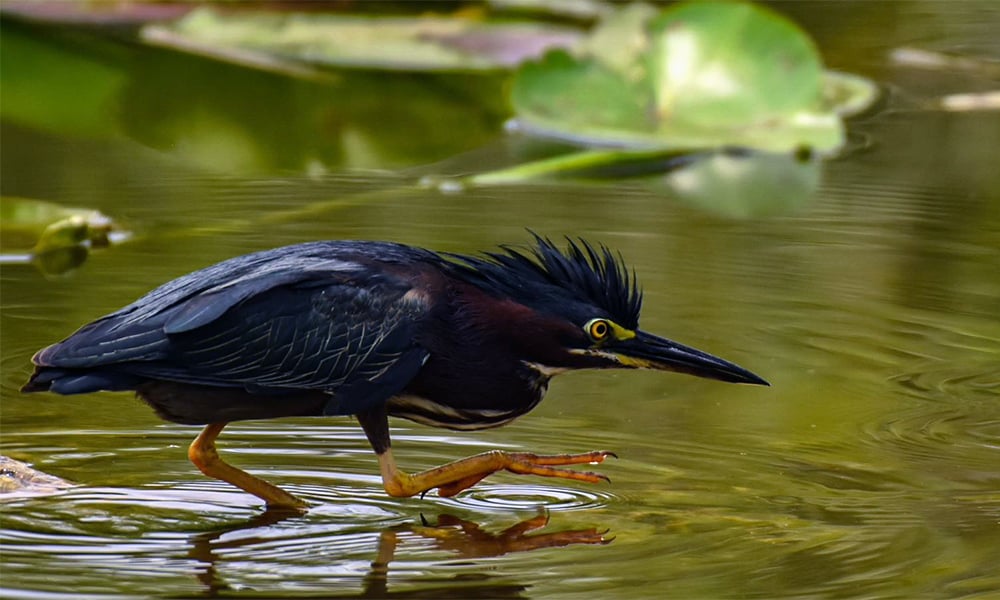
[{"left": 586, "top": 318, "right": 611, "bottom": 342}]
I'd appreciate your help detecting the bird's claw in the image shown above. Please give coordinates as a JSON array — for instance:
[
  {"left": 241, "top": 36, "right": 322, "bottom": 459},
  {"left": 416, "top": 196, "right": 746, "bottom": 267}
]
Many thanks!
[{"left": 432, "top": 449, "right": 617, "bottom": 497}]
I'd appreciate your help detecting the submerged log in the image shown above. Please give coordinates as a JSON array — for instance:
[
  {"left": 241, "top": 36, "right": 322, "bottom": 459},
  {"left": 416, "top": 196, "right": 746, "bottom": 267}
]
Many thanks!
[{"left": 0, "top": 456, "right": 74, "bottom": 495}]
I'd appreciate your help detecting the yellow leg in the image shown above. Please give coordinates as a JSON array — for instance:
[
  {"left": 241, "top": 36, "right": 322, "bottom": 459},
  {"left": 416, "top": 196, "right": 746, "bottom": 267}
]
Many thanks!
[
  {"left": 376, "top": 448, "right": 615, "bottom": 498},
  {"left": 188, "top": 423, "right": 308, "bottom": 511}
]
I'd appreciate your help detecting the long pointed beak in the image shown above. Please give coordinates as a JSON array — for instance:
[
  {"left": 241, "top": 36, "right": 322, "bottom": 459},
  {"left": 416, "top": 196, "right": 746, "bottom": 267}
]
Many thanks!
[{"left": 609, "top": 330, "right": 769, "bottom": 385}]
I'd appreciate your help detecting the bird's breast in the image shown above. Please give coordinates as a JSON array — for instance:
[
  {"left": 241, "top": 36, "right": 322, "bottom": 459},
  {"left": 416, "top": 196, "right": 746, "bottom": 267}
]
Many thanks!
[
  {"left": 387, "top": 355, "right": 552, "bottom": 432},
  {"left": 386, "top": 392, "right": 540, "bottom": 431}
]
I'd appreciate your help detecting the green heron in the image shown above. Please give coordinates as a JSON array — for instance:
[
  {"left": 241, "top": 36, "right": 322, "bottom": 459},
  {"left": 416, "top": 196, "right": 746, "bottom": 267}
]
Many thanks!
[{"left": 23, "top": 235, "right": 766, "bottom": 510}]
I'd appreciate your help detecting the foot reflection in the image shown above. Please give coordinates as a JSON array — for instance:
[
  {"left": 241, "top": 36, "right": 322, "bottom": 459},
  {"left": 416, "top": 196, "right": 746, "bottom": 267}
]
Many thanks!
[
  {"left": 188, "top": 509, "right": 611, "bottom": 597},
  {"left": 409, "top": 512, "right": 610, "bottom": 557}
]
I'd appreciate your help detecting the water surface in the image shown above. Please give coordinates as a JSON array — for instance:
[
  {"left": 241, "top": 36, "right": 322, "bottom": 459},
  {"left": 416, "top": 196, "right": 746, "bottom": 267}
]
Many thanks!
[{"left": 2, "top": 2, "right": 999, "bottom": 598}]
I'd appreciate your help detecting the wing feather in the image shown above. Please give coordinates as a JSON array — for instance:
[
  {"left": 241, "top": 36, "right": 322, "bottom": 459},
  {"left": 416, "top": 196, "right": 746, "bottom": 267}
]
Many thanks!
[{"left": 30, "top": 244, "right": 435, "bottom": 414}]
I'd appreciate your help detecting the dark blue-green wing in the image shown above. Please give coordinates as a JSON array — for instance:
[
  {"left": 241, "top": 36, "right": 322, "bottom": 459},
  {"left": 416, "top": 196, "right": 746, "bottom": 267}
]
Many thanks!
[
  {"left": 28, "top": 244, "right": 433, "bottom": 415},
  {"left": 156, "top": 279, "right": 429, "bottom": 415}
]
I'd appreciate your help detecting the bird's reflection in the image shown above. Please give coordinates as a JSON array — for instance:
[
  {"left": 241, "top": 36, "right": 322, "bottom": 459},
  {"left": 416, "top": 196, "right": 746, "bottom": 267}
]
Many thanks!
[
  {"left": 406, "top": 512, "right": 610, "bottom": 557},
  {"left": 187, "top": 508, "right": 610, "bottom": 598},
  {"left": 187, "top": 507, "right": 295, "bottom": 597}
]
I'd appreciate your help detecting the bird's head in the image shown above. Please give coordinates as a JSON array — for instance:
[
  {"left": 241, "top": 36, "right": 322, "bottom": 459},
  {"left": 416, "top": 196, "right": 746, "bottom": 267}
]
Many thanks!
[{"left": 447, "top": 234, "right": 768, "bottom": 386}]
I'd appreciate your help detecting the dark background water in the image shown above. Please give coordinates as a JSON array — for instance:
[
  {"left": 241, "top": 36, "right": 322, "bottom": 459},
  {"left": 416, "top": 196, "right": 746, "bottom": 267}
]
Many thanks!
[{"left": 2, "top": 2, "right": 998, "bottom": 598}]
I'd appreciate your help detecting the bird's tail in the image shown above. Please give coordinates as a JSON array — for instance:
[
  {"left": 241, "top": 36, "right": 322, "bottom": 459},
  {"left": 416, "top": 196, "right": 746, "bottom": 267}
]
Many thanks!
[
  {"left": 21, "top": 367, "right": 142, "bottom": 395},
  {"left": 21, "top": 367, "right": 59, "bottom": 393}
]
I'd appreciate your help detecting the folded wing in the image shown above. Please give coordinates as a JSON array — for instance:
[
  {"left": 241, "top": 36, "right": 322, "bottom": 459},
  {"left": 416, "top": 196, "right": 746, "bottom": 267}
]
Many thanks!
[{"left": 26, "top": 243, "right": 432, "bottom": 416}]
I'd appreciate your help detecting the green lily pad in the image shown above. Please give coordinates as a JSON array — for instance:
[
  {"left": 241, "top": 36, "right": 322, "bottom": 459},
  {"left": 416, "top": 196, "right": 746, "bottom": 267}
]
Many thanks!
[
  {"left": 1, "top": 197, "right": 124, "bottom": 253},
  {"left": 646, "top": 2, "right": 822, "bottom": 128},
  {"left": 822, "top": 71, "right": 881, "bottom": 118},
  {"left": 511, "top": 50, "right": 652, "bottom": 135},
  {"left": 511, "top": 1, "right": 877, "bottom": 154},
  {"left": 142, "top": 7, "right": 583, "bottom": 73},
  {"left": 1, "top": 197, "right": 132, "bottom": 275}
]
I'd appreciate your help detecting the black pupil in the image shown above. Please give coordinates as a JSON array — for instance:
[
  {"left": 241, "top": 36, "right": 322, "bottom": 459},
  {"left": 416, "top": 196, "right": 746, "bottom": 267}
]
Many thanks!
[{"left": 594, "top": 323, "right": 606, "bottom": 337}]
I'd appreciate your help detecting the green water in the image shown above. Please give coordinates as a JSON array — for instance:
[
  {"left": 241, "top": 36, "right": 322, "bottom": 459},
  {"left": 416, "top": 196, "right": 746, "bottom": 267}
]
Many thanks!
[{"left": 2, "top": 2, "right": 999, "bottom": 598}]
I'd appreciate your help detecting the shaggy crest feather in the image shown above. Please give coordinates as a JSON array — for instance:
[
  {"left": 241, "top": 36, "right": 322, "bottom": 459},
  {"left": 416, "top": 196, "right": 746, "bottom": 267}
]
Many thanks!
[{"left": 446, "top": 233, "right": 643, "bottom": 329}]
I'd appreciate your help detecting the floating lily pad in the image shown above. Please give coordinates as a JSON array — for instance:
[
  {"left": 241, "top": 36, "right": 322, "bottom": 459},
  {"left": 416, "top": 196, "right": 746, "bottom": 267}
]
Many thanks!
[
  {"left": 510, "top": 1, "right": 878, "bottom": 154},
  {"left": 822, "top": 71, "right": 881, "bottom": 118},
  {"left": 511, "top": 50, "right": 652, "bottom": 135},
  {"left": 142, "top": 7, "right": 583, "bottom": 73},
  {"left": 1, "top": 197, "right": 125, "bottom": 252},
  {"left": 1, "top": 197, "right": 131, "bottom": 276},
  {"left": 647, "top": 2, "right": 823, "bottom": 128}
]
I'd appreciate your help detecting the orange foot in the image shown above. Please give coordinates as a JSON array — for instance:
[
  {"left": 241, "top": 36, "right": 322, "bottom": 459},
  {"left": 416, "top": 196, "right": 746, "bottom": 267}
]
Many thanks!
[{"left": 375, "top": 448, "right": 617, "bottom": 498}]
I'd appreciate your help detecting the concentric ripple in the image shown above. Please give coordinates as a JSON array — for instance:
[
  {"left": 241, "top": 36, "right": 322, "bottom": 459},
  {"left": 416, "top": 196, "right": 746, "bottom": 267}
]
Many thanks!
[
  {"left": 891, "top": 360, "right": 1000, "bottom": 404},
  {"left": 867, "top": 352, "right": 1000, "bottom": 485},
  {"left": 440, "top": 482, "right": 618, "bottom": 512}
]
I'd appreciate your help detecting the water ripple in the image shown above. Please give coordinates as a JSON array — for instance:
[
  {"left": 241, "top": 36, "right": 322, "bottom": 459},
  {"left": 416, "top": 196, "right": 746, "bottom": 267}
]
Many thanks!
[
  {"left": 860, "top": 404, "right": 1000, "bottom": 484},
  {"left": 441, "top": 483, "right": 618, "bottom": 513},
  {"left": 891, "top": 359, "right": 1000, "bottom": 404}
]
